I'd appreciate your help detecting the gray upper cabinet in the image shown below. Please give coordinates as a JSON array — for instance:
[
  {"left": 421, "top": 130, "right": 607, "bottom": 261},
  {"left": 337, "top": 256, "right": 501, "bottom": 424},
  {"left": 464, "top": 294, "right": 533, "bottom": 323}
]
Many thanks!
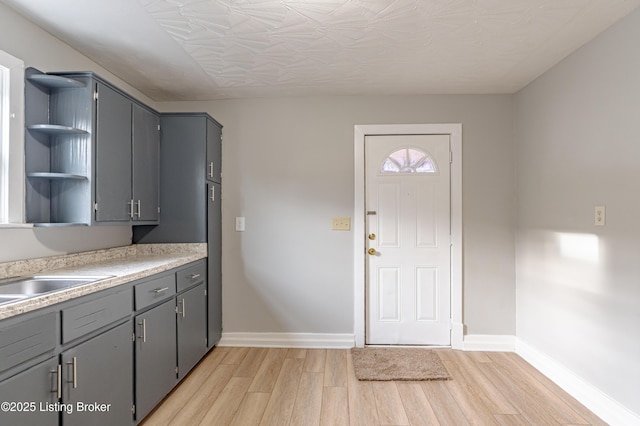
[
  {"left": 132, "top": 104, "right": 160, "bottom": 223},
  {"left": 95, "top": 83, "right": 160, "bottom": 224},
  {"left": 206, "top": 118, "right": 222, "bottom": 183},
  {"left": 24, "top": 68, "right": 159, "bottom": 226},
  {"left": 95, "top": 82, "right": 132, "bottom": 222}
]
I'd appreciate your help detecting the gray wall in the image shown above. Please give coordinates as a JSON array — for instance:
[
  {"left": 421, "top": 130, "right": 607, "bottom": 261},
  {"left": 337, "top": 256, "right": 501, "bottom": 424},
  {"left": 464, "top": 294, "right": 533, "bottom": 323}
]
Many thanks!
[
  {"left": 159, "top": 95, "right": 516, "bottom": 336},
  {"left": 0, "top": 2, "right": 156, "bottom": 262},
  {"left": 515, "top": 8, "right": 640, "bottom": 416}
]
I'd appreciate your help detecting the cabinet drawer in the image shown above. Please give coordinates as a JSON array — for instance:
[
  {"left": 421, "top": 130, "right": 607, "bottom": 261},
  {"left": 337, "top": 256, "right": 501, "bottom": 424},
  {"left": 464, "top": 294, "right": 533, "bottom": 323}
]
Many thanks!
[
  {"left": 176, "top": 261, "right": 206, "bottom": 292},
  {"left": 0, "top": 312, "right": 57, "bottom": 373},
  {"left": 135, "top": 273, "right": 176, "bottom": 310},
  {"left": 62, "top": 291, "right": 131, "bottom": 343}
]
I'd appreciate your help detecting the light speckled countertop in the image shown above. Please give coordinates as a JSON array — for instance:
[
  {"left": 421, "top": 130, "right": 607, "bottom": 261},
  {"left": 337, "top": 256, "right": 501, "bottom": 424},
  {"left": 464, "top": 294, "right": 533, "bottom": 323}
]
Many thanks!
[{"left": 0, "top": 243, "right": 207, "bottom": 320}]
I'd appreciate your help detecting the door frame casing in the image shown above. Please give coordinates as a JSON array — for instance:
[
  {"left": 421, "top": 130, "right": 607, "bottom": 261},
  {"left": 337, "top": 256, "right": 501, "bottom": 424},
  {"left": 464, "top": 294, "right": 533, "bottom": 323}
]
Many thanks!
[{"left": 354, "top": 124, "right": 463, "bottom": 349}]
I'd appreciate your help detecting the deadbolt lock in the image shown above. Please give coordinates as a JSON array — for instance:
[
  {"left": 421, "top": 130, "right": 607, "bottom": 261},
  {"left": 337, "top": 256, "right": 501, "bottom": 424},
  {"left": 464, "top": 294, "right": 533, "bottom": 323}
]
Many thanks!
[
  {"left": 368, "top": 248, "right": 376, "bottom": 255},
  {"left": 368, "top": 233, "right": 376, "bottom": 240}
]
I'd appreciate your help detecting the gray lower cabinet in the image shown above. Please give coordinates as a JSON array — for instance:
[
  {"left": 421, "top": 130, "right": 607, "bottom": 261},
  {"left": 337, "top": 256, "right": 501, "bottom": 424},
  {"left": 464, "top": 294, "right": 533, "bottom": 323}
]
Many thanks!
[
  {"left": 61, "top": 321, "right": 133, "bottom": 426},
  {"left": 134, "top": 299, "right": 177, "bottom": 421},
  {"left": 177, "top": 283, "right": 207, "bottom": 380},
  {"left": 0, "top": 357, "right": 59, "bottom": 426}
]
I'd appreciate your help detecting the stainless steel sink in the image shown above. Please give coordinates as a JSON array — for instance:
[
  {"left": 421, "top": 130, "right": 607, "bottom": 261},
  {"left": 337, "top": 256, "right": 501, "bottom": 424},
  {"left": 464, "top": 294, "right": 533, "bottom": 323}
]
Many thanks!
[{"left": 0, "top": 275, "right": 113, "bottom": 302}]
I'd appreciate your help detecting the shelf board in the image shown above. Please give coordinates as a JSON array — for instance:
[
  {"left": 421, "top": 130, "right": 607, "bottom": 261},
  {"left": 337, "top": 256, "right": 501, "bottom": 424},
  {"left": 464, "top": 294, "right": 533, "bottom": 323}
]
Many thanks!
[
  {"left": 27, "top": 172, "right": 88, "bottom": 180},
  {"left": 32, "top": 223, "right": 89, "bottom": 228},
  {"left": 27, "top": 124, "right": 88, "bottom": 135},
  {"left": 27, "top": 74, "right": 86, "bottom": 89}
]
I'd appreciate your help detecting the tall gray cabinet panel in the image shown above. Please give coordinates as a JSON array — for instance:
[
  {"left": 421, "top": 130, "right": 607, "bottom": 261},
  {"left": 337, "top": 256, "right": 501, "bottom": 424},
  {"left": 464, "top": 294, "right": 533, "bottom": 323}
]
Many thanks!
[
  {"left": 134, "top": 299, "right": 177, "bottom": 421},
  {"left": 61, "top": 321, "right": 133, "bottom": 426},
  {"left": 0, "top": 357, "right": 59, "bottom": 426},
  {"left": 207, "top": 181, "right": 222, "bottom": 347},
  {"left": 133, "top": 113, "right": 223, "bottom": 348}
]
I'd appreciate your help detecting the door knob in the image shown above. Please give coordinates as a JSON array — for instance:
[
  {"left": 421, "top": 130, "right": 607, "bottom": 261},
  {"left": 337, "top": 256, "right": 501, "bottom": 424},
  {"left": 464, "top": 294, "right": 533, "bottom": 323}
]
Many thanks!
[
  {"left": 368, "top": 233, "right": 376, "bottom": 240},
  {"left": 368, "top": 248, "right": 376, "bottom": 255}
]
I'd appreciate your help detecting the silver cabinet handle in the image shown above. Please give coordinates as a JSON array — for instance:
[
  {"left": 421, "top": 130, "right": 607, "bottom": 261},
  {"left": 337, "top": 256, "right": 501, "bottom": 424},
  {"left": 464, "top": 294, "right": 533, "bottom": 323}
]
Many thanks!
[
  {"left": 209, "top": 186, "right": 215, "bottom": 201},
  {"left": 127, "top": 199, "right": 135, "bottom": 219},
  {"left": 154, "top": 287, "right": 169, "bottom": 294},
  {"left": 52, "top": 364, "right": 62, "bottom": 399},
  {"left": 209, "top": 161, "right": 214, "bottom": 178},
  {"left": 177, "top": 299, "right": 186, "bottom": 318},
  {"left": 189, "top": 274, "right": 200, "bottom": 280},
  {"left": 67, "top": 357, "right": 77, "bottom": 389},
  {"left": 136, "top": 200, "right": 141, "bottom": 218},
  {"left": 138, "top": 319, "right": 146, "bottom": 343}
]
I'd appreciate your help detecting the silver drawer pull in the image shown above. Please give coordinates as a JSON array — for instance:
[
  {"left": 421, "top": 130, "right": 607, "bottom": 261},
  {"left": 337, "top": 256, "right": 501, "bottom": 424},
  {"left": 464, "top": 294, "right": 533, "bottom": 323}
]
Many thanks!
[
  {"left": 154, "top": 287, "right": 169, "bottom": 294},
  {"left": 189, "top": 274, "right": 201, "bottom": 280},
  {"left": 209, "top": 161, "right": 214, "bottom": 178}
]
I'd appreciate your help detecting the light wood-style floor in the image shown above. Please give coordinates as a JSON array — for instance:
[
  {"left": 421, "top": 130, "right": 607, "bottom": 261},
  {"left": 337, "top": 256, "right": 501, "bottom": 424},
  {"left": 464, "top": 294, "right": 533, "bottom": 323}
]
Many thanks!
[{"left": 141, "top": 347, "right": 606, "bottom": 426}]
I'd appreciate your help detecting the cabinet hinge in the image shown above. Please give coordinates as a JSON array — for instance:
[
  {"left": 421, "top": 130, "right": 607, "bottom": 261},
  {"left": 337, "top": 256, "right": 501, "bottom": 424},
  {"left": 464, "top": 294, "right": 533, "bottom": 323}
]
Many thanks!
[
  {"left": 93, "top": 203, "right": 98, "bottom": 211},
  {"left": 204, "top": 289, "right": 207, "bottom": 296},
  {"left": 157, "top": 124, "right": 160, "bottom": 131},
  {"left": 175, "top": 366, "right": 179, "bottom": 375},
  {"left": 131, "top": 332, "right": 136, "bottom": 342},
  {"left": 157, "top": 207, "right": 161, "bottom": 214},
  {"left": 131, "top": 404, "right": 135, "bottom": 415},
  {"left": 93, "top": 91, "right": 99, "bottom": 101}
]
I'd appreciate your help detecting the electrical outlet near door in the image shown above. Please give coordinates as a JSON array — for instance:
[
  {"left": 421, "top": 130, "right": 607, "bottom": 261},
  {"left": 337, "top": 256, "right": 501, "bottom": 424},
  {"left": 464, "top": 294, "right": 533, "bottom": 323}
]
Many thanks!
[
  {"left": 332, "top": 217, "right": 351, "bottom": 231},
  {"left": 595, "top": 205, "right": 605, "bottom": 226}
]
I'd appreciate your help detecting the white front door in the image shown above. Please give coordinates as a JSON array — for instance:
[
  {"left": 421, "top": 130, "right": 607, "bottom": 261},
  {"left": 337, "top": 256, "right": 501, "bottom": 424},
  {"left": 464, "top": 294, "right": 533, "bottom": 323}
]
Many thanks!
[{"left": 365, "top": 134, "right": 451, "bottom": 345}]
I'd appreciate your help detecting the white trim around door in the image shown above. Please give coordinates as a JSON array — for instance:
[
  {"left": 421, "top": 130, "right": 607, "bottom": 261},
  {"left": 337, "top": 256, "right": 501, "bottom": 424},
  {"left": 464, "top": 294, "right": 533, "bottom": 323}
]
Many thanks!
[{"left": 354, "top": 124, "right": 463, "bottom": 349}]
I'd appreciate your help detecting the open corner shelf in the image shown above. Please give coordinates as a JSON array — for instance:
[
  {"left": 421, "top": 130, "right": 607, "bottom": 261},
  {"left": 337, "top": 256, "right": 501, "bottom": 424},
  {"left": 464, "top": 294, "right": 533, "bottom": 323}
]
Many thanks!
[
  {"left": 32, "top": 222, "right": 89, "bottom": 228},
  {"left": 27, "top": 73, "right": 86, "bottom": 90},
  {"left": 27, "top": 124, "right": 88, "bottom": 135},
  {"left": 27, "top": 172, "right": 88, "bottom": 180}
]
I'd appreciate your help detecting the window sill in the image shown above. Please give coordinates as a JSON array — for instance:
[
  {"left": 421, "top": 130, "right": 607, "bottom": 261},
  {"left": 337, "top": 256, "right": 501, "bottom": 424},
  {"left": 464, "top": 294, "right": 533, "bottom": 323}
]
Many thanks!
[{"left": 0, "top": 223, "right": 34, "bottom": 229}]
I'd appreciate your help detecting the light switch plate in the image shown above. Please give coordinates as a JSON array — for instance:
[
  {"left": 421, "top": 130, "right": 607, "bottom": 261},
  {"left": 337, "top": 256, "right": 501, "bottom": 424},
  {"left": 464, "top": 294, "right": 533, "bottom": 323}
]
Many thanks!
[
  {"left": 594, "top": 205, "right": 605, "bottom": 226},
  {"left": 235, "top": 217, "right": 245, "bottom": 231},
  {"left": 332, "top": 217, "right": 351, "bottom": 231}
]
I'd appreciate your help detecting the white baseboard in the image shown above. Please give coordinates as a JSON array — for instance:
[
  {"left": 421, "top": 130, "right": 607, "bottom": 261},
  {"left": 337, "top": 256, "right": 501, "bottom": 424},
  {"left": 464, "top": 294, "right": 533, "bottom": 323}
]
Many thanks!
[
  {"left": 218, "top": 332, "right": 356, "bottom": 349},
  {"left": 463, "top": 334, "right": 516, "bottom": 352},
  {"left": 516, "top": 339, "right": 640, "bottom": 426}
]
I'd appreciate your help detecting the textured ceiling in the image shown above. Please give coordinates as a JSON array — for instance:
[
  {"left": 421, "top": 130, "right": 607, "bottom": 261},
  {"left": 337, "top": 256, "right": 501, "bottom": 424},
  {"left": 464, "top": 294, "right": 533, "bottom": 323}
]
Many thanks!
[{"left": 2, "top": 0, "right": 639, "bottom": 101}]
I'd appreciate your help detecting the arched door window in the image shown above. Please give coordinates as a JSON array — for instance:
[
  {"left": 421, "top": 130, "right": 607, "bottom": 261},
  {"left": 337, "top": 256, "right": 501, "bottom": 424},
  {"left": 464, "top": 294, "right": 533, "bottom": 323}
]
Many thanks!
[{"left": 380, "top": 148, "right": 437, "bottom": 174}]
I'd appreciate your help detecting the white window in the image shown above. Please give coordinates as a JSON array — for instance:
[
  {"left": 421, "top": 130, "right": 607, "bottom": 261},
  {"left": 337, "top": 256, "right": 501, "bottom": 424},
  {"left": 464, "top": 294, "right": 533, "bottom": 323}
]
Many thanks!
[
  {"left": 380, "top": 148, "right": 437, "bottom": 174},
  {"left": 0, "top": 50, "right": 24, "bottom": 224}
]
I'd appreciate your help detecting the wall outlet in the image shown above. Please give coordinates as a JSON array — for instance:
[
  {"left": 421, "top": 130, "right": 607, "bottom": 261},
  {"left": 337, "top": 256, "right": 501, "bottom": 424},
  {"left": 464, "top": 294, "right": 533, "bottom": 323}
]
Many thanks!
[
  {"left": 332, "top": 217, "right": 351, "bottom": 231},
  {"left": 594, "top": 205, "right": 605, "bottom": 226}
]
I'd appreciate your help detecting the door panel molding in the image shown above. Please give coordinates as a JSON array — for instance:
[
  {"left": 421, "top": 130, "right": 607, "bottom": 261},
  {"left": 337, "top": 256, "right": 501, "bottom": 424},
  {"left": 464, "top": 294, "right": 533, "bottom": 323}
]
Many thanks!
[{"left": 354, "top": 124, "right": 463, "bottom": 349}]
